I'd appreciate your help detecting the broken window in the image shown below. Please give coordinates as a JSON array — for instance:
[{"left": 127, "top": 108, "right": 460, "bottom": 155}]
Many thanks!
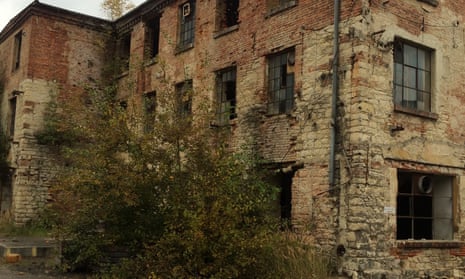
[
  {"left": 9, "top": 96, "right": 17, "bottom": 137},
  {"left": 178, "top": 0, "right": 196, "bottom": 50},
  {"left": 394, "top": 39, "right": 432, "bottom": 112},
  {"left": 143, "top": 91, "right": 156, "bottom": 133},
  {"left": 267, "top": 49, "right": 295, "bottom": 115},
  {"left": 175, "top": 80, "right": 193, "bottom": 117},
  {"left": 216, "top": 0, "right": 239, "bottom": 30},
  {"left": 118, "top": 33, "right": 131, "bottom": 72},
  {"left": 145, "top": 17, "right": 160, "bottom": 60},
  {"left": 396, "top": 171, "right": 453, "bottom": 240},
  {"left": 216, "top": 67, "right": 237, "bottom": 125},
  {"left": 267, "top": 0, "right": 296, "bottom": 13},
  {"left": 12, "top": 31, "right": 22, "bottom": 71}
]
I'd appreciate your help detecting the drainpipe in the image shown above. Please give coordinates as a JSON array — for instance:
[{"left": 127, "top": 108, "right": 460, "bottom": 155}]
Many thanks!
[{"left": 329, "top": 0, "right": 341, "bottom": 188}]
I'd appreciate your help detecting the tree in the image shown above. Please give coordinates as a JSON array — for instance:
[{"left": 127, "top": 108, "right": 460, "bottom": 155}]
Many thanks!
[
  {"left": 39, "top": 61, "right": 331, "bottom": 277},
  {"left": 101, "top": 0, "right": 135, "bottom": 20}
]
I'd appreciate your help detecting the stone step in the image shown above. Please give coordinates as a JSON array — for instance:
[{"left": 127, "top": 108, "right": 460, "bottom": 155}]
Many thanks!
[{"left": 0, "top": 237, "right": 58, "bottom": 258}]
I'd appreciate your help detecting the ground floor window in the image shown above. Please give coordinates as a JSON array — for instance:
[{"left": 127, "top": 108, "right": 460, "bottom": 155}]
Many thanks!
[{"left": 396, "top": 171, "right": 453, "bottom": 240}]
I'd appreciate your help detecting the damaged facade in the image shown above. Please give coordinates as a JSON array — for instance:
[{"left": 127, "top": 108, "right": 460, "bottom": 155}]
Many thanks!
[{"left": 1, "top": 0, "right": 465, "bottom": 277}]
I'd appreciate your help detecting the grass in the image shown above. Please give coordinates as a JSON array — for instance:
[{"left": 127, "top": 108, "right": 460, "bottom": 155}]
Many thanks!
[{"left": 0, "top": 216, "right": 51, "bottom": 237}]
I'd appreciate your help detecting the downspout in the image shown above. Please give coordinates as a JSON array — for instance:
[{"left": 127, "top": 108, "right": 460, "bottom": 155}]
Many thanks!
[{"left": 329, "top": 0, "right": 341, "bottom": 187}]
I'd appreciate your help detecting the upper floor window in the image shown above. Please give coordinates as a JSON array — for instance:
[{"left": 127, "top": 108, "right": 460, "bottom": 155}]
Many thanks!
[
  {"left": 118, "top": 33, "right": 131, "bottom": 72},
  {"left": 12, "top": 31, "right": 22, "bottom": 71},
  {"left": 216, "top": 67, "right": 237, "bottom": 125},
  {"left": 267, "top": 0, "right": 296, "bottom": 14},
  {"left": 394, "top": 40, "right": 432, "bottom": 113},
  {"left": 396, "top": 172, "right": 453, "bottom": 240},
  {"left": 175, "top": 80, "right": 193, "bottom": 117},
  {"left": 178, "top": 1, "right": 196, "bottom": 51},
  {"left": 8, "top": 95, "right": 17, "bottom": 137},
  {"left": 267, "top": 49, "right": 295, "bottom": 115},
  {"left": 143, "top": 91, "right": 157, "bottom": 133},
  {"left": 216, "top": 0, "right": 239, "bottom": 30},
  {"left": 145, "top": 17, "right": 160, "bottom": 61}
]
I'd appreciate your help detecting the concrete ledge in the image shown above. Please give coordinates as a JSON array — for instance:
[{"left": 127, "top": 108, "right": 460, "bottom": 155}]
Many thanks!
[{"left": 0, "top": 237, "right": 58, "bottom": 258}]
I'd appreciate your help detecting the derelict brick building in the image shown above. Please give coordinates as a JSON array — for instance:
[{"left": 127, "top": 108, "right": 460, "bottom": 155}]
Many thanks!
[{"left": 2, "top": 0, "right": 465, "bottom": 277}]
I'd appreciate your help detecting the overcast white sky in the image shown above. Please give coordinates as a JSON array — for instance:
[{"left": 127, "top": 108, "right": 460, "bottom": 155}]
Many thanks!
[{"left": 0, "top": 0, "right": 145, "bottom": 31}]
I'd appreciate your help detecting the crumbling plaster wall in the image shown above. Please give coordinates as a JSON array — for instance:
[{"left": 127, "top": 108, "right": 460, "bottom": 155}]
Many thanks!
[
  {"left": 335, "top": 0, "right": 465, "bottom": 278},
  {"left": 0, "top": 14, "right": 110, "bottom": 224}
]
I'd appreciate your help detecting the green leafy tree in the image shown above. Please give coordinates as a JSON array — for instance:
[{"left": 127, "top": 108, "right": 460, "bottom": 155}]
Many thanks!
[{"left": 39, "top": 61, "right": 331, "bottom": 277}]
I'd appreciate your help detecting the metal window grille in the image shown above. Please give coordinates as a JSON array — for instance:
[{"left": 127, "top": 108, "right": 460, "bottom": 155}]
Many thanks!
[
  {"left": 267, "top": 50, "right": 295, "bottom": 114},
  {"left": 393, "top": 40, "right": 432, "bottom": 112},
  {"left": 179, "top": 1, "right": 196, "bottom": 48},
  {"left": 396, "top": 172, "right": 453, "bottom": 240},
  {"left": 216, "top": 68, "right": 237, "bottom": 125}
]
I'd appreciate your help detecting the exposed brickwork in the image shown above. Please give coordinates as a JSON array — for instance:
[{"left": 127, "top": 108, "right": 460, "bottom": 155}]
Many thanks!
[
  {"left": 2, "top": 0, "right": 465, "bottom": 277},
  {"left": 0, "top": 3, "right": 110, "bottom": 224}
]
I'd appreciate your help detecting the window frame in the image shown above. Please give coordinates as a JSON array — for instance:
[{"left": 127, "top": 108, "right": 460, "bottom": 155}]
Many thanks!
[
  {"left": 396, "top": 171, "right": 454, "bottom": 241},
  {"left": 393, "top": 39, "right": 433, "bottom": 114},
  {"left": 215, "top": 67, "right": 237, "bottom": 126},
  {"left": 175, "top": 80, "right": 193, "bottom": 117},
  {"left": 177, "top": 0, "right": 196, "bottom": 52},
  {"left": 267, "top": 48, "right": 295, "bottom": 115}
]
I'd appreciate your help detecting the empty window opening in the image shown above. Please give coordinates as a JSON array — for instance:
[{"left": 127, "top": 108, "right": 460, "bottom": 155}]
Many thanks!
[
  {"left": 271, "top": 170, "right": 294, "bottom": 223},
  {"left": 175, "top": 80, "right": 193, "bottom": 117},
  {"left": 267, "top": 49, "right": 295, "bottom": 114},
  {"left": 12, "top": 31, "right": 22, "bottom": 71},
  {"left": 394, "top": 39, "right": 432, "bottom": 112},
  {"left": 178, "top": 1, "right": 196, "bottom": 49},
  {"left": 118, "top": 33, "right": 131, "bottom": 71},
  {"left": 145, "top": 17, "right": 160, "bottom": 60},
  {"left": 217, "top": 0, "right": 239, "bottom": 30},
  {"left": 396, "top": 171, "right": 453, "bottom": 240},
  {"left": 143, "top": 91, "right": 156, "bottom": 133},
  {"left": 216, "top": 67, "right": 237, "bottom": 125},
  {"left": 9, "top": 96, "right": 17, "bottom": 137}
]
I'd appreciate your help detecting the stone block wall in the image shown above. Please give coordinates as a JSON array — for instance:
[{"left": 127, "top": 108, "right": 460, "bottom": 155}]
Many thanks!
[{"left": 0, "top": 5, "right": 110, "bottom": 223}]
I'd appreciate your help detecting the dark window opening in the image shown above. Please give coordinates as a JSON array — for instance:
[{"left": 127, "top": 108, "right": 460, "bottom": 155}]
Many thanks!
[
  {"left": 9, "top": 96, "right": 17, "bottom": 137},
  {"left": 267, "top": 49, "right": 295, "bottom": 114},
  {"left": 144, "top": 91, "right": 156, "bottom": 133},
  {"left": 394, "top": 39, "right": 432, "bottom": 112},
  {"left": 12, "top": 31, "right": 22, "bottom": 71},
  {"left": 175, "top": 80, "right": 192, "bottom": 117},
  {"left": 118, "top": 33, "right": 131, "bottom": 72},
  {"left": 216, "top": 67, "right": 237, "bottom": 125},
  {"left": 396, "top": 171, "right": 453, "bottom": 240},
  {"left": 145, "top": 17, "right": 160, "bottom": 60},
  {"left": 217, "top": 0, "right": 239, "bottom": 30},
  {"left": 271, "top": 170, "right": 294, "bottom": 225},
  {"left": 119, "top": 100, "right": 128, "bottom": 110},
  {"left": 178, "top": 1, "right": 196, "bottom": 50}
]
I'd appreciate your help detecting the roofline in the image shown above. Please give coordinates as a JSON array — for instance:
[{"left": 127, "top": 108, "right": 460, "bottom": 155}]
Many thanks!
[
  {"left": 0, "top": 0, "right": 112, "bottom": 43},
  {"left": 114, "top": 0, "right": 175, "bottom": 34}
]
